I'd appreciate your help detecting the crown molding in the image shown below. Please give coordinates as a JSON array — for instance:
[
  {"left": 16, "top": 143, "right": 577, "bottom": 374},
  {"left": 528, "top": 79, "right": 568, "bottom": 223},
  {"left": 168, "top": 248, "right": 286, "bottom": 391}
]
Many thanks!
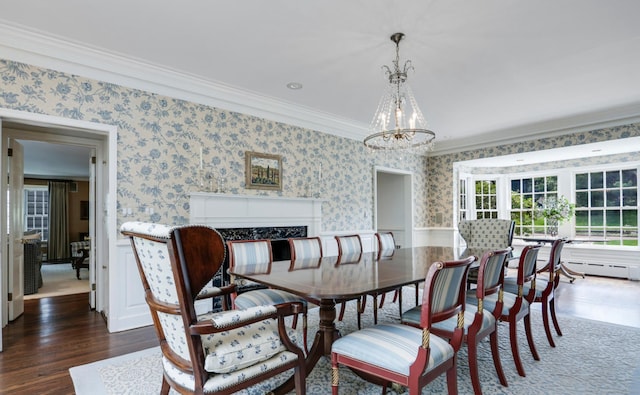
[
  {"left": 2, "top": 21, "right": 639, "bottom": 157},
  {"left": 430, "top": 104, "right": 640, "bottom": 156},
  {"left": 0, "top": 21, "right": 368, "bottom": 141}
]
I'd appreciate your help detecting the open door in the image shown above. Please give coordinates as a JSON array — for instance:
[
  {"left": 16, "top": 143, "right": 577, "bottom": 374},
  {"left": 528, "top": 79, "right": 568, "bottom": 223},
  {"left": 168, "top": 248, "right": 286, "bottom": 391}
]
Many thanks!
[
  {"left": 88, "top": 150, "right": 96, "bottom": 309},
  {"left": 7, "top": 139, "right": 25, "bottom": 321}
]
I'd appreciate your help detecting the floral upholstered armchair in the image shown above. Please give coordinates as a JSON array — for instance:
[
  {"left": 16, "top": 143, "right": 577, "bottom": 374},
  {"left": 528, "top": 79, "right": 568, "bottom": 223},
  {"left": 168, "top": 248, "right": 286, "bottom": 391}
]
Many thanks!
[{"left": 120, "top": 221, "right": 306, "bottom": 395}]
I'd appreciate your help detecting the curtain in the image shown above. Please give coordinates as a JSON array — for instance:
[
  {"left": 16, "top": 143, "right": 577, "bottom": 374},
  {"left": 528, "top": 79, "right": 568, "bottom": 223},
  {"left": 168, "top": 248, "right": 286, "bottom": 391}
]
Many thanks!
[{"left": 47, "top": 181, "right": 69, "bottom": 260}]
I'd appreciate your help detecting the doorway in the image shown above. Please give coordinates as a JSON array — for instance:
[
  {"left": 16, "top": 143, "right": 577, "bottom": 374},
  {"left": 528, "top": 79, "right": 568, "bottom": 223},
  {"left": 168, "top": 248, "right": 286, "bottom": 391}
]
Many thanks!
[
  {"left": 0, "top": 109, "right": 116, "bottom": 352},
  {"left": 374, "top": 167, "right": 413, "bottom": 248}
]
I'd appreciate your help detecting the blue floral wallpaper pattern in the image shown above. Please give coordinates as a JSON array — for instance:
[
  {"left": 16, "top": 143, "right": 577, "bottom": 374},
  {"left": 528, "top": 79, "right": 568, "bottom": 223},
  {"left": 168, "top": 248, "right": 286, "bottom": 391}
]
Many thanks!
[
  {"left": 0, "top": 59, "right": 428, "bottom": 232},
  {"left": 1, "top": 59, "right": 637, "bottom": 233}
]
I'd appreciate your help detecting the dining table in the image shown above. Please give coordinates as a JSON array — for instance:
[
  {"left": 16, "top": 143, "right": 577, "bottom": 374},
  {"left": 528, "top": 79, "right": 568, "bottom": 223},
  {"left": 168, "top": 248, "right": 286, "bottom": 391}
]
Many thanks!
[{"left": 229, "top": 245, "right": 480, "bottom": 394}]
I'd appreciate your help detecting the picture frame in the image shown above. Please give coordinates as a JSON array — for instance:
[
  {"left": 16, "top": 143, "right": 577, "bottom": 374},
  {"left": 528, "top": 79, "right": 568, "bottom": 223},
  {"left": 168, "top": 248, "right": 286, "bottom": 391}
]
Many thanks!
[{"left": 245, "top": 151, "right": 282, "bottom": 191}]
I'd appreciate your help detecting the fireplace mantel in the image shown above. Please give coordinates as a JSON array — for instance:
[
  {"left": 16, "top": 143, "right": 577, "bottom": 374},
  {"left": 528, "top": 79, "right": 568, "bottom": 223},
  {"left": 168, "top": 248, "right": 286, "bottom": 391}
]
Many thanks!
[{"left": 189, "top": 193, "right": 325, "bottom": 236}]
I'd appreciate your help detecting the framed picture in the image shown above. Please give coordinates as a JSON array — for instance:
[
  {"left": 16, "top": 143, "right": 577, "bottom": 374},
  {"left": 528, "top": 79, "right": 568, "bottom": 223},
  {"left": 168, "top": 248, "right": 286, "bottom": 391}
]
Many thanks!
[{"left": 245, "top": 151, "right": 282, "bottom": 191}]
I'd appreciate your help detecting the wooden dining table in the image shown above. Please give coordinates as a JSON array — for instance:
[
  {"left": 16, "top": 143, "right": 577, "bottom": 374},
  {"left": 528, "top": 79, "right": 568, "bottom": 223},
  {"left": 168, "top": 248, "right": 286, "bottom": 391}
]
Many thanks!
[{"left": 229, "top": 245, "right": 478, "bottom": 394}]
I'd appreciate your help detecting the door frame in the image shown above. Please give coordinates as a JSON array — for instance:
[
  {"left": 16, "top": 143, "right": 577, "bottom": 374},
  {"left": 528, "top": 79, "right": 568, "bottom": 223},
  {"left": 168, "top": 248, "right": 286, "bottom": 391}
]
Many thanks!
[
  {"left": 373, "top": 166, "right": 414, "bottom": 248},
  {"left": 0, "top": 108, "right": 117, "bottom": 351}
]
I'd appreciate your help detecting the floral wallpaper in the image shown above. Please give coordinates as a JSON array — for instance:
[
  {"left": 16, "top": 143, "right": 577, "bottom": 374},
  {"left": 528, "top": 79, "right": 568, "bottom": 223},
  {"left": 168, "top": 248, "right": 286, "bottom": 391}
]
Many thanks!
[
  {"left": 427, "top": 123, "right": 640, "bottom": 228},
  {"left": 0, "top": 59, "right": 428, "bottom": 232}
]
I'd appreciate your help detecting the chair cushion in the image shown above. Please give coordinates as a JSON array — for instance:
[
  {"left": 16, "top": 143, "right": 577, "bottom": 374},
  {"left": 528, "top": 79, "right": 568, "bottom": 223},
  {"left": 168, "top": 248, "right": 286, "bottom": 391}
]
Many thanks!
[
  {"left": 200, "top": 313, "right": 300, "bottom": 374},
  {"left": 402, "top": 305, "right": 495, "bottom": 335},
  {"left": 163, "top": 351, "right": 300, "bottom": 393},
  {"left": 331, "top": 323, "right": 453, "bottom": 376},
  {"left": 503, "top": 276, "right": 549, "bottom": 299},
  {"left": 234, "top": 289, "right": 308, "bottom": 310},
  {"left": 467, "top": 291, "right": 528, "bottom": 316}
]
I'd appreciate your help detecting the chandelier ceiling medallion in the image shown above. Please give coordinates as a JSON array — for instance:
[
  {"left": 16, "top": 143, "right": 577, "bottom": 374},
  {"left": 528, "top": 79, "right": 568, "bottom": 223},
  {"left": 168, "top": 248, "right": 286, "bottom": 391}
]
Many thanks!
[{"left": 364, "top": 32, "right": 436, "bottom": 152}]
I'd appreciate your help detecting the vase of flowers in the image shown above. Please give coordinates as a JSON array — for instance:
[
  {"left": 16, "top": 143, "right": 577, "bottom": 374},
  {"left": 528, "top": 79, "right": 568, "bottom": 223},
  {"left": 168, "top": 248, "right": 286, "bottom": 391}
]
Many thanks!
[{"left": 536, "top": 195, "right": 575, "bottom": 236}]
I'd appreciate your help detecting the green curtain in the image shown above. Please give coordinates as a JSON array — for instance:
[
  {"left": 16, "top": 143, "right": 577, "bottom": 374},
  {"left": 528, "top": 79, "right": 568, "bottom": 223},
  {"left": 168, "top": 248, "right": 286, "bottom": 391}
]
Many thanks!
[{"left": 47, "top": 181, "right": 69, "bottom": 260}]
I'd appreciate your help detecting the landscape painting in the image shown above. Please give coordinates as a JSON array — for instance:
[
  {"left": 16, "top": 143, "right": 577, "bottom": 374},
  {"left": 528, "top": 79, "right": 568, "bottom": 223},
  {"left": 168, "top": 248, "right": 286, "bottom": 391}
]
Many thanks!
[{"left": 245, "top": 151, "right": 282, "bottom": 191}]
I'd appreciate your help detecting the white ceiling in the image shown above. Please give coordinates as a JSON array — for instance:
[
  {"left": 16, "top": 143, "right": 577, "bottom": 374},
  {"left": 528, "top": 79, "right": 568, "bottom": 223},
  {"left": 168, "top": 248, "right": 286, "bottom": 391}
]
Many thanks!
[{"left": 1, "top": 0, "right": 640, "bottom": 176}]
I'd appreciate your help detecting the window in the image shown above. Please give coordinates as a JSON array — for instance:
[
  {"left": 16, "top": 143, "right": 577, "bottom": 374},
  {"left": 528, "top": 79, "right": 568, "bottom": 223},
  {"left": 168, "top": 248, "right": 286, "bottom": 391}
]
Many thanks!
[
  {"left": 25, "top": 187, "right": 48, "bottom": 241},
  {"left": 475, "top": 180, "right": 497, "bottom": 219},
  {"left": 575, "top": 168, "right": 638, "bottom": 246},
  {"left": 510, "top": 176, "right": 558, "bottom": 236},
  {"left": 459, "top": 179, "right": 467, "bottom": 222}
]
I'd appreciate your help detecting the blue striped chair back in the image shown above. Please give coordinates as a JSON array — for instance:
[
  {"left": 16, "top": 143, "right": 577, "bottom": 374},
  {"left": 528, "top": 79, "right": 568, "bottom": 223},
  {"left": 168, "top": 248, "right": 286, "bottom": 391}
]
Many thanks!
[
  {"left": 335, "top": 234, "right": 363, "bottom": 256},
  {"left": 479, "top": 248, "right": 510, "bottom": 295},
  {"left": 227, "top": 239, "right": 272, "bottom": 277},
  {"left": 421, "top": 256, "right": 476, "bottom": 326},
  {"left": 290, "top": 237, "right": 323, "bottom": 260},
  {"left": 376, "top": 232, "right": 395, "bottom": 258}
]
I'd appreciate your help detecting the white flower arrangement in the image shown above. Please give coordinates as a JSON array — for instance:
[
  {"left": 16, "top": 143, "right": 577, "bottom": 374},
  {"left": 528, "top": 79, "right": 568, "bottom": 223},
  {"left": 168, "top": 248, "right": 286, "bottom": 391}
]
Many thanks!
[{"left": 536, "top": 195, "right": 575, "bottom": 224}]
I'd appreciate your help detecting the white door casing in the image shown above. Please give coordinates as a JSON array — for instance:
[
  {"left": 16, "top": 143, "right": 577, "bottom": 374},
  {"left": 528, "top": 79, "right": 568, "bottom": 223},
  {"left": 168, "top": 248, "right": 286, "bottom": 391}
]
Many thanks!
[{"left": 7, "top": 139, "right": 25, "bottom": 321}]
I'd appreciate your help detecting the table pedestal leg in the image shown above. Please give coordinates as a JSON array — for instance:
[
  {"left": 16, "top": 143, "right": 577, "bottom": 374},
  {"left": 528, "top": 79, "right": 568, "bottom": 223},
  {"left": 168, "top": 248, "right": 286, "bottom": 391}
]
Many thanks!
[
  {"left": 272, "top": 298, "right": 340, "bottom": 395},
  {"left": 559, "top": 262, "right": 585, "bottom": 283}
]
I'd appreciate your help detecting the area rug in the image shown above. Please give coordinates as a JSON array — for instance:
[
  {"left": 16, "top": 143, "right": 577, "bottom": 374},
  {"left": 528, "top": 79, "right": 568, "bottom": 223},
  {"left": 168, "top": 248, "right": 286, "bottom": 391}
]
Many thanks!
[
  {"left": 25, "top": 262, "right": 89, "bottom": 300},
  {"left": 70, "top": 288, "right": 640, "bottom": 394}
]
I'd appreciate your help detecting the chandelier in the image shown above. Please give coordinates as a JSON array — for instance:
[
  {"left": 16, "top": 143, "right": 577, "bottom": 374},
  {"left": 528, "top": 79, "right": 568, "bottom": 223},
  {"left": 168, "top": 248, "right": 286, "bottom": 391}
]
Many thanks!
[{"left": 364, "top": 33, "right": 435, "bottom": 152}]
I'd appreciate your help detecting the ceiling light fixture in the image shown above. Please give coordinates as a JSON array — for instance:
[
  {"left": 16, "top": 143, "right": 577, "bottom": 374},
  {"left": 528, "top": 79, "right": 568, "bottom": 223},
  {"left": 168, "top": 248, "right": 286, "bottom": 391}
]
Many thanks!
[
  {"left": 286, "top": 82, "right": 303, "bottom": 90},
  {"left": 364, "top": 33, "right": 435, "bottom": 152}
]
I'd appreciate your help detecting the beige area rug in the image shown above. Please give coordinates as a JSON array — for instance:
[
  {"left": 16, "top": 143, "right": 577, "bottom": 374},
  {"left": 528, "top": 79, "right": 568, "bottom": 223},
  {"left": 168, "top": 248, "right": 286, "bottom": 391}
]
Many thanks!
[
  {"left": 70, "top": 287, "right": 640, "bottom": 394},
  {"left": 24, "top": 262, "right": 89, "bottom": 300}
]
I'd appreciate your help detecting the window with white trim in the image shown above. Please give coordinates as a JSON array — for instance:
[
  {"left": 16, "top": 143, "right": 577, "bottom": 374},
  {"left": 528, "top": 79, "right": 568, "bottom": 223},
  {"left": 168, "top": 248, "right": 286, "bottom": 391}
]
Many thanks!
[
  {"left": 24, "top": 186, "right": 48, "bottom": 241},
  {"left": 575, "top": 168, "right": 638, "bottom": 246},
  {"left": 474, "top": 179, "right": 497, "bottom": 219},
  {"left": 510, "top": 175, "right": 558, "bottom": 237}
]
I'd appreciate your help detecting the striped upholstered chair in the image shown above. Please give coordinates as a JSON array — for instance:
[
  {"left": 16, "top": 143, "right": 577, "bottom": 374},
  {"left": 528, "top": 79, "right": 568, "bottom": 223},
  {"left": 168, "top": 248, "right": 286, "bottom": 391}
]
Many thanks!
[
  {"left": 227, "top": 239, "right": 309, "bottom": 353},
  {"left": 120, "top": 222, "right": 306, "bottom": 395},
  {"left": 468, "top": 243, "right": 542, "bottom": 378},
  {"left": 375, "top": 232, "right": 420, "bottom": 319},
  {"left": 334, "top": 235, "right": 367, "bottom": 327},
  {"left": 402, "top": 248, "right": 512, "bottom": 394},
  {"left": 331, "top": 255, "right": 476, "bottom": 394},
  {"left": 288, "top": 236, "right": 323, "bottom": 270}
]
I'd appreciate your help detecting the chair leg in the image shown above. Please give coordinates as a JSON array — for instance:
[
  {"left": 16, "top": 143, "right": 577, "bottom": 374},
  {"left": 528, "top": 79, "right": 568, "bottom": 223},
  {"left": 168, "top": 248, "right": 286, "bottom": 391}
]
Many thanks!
[
  {"left": 541, "top": 300, "right": 556, "bottom": 348},
  {"left": 160, "top": 376, "right": 170, "bottom": 395},
  {"left": 331, "top": 355, "right": 339, "bottom": 395},
  {"left": 391, "top": 289, "right": 399, "bottom": 303},
  {"left": 302, "top": 313, "right": 309, "bottom": 355},
  {"left": 524, "top": 314, "right": 540, "bottom": 361},
  {"left": 490, "top": 330, "right": 508, "bottom": 387},
  {"left": 372, "top": 295, "right": 378, "bottom": 325},
  {"left": 292, "top": 314, "right": 299, "bottom": 330},
  {"left": 414, "top": 283, "right": 419, "bottom": 306},
  {"left": 550, "top": 298, "right": 563, "bottom": 337},
  {"left": 398, "top": 290, "right": 403, "bottom": 319},
  {"left": 338, "top": 301, "right": 346, "bottom": 321},
  {"left": 445, "top": 360, "right": 459, "bottom": 395},
  {"left": 379, "top": 292, "right": 387, "bottom": 308},
  {"left": 467, "top": 335, "right": 483, "bottom": 395},
  {"left": 509, "top": 319, "right": 526, "bottom": 377}
]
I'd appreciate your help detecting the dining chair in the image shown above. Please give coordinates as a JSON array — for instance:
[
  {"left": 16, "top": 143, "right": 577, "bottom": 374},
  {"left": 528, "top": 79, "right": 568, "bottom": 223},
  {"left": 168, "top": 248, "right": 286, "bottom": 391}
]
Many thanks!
[
  {"left": 468, "top": 244, "right": 542, "bottom": 377},
  {"left": 120, "top": 221, "right": 306, "bottom": 395},
  {"left": 506, "top": 238, "right": 567, "bottom": 347},
  {"left": 401, "top": 248, "right": 511, "bottom": 395},
  {"left": 334, "top": 235, "right": 369, "bottom": 328},
  {"left": 227, "top": 239, "right": 309, "bottom": 353},
  {"left": 375, "top": 232, "right": 420, "bottom": 319},
  {"left": 288, "top": 236, "right": 324, "bottom": 352},
  {"left": 331, "top": 255, "right": 476, "bottom": 395}
]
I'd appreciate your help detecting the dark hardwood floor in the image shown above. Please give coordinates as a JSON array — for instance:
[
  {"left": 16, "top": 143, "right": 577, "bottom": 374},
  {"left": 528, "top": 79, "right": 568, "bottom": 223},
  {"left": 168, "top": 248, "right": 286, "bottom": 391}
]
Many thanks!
[
  {"left": 0, "top": 293, "right": 156, "bottom": 394},
  {"left": 0, "top": 275, "right": 638, "bottom": 394}
]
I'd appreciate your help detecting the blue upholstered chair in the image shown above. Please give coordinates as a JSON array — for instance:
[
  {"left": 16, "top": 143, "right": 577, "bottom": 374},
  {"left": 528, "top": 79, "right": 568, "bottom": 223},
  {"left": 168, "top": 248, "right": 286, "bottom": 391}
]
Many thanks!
[
  {"left": 120, "top": 221, "right": 306, "bottom": 395},
  {"left": 287, "top": 236, "right": 324, "bottom": 352},
  {"left": 331, "top": 255, "right": 475, "bottom": 394},
  {"left": 402, "top": 248, "right": 511, "bottom": 394},
  {"left": 375, "top": 232, "right": 420, "bottom": 319},
  {"left": 468, "top": 243, "right": 542, "bottom": 377},
  {"left": 227, "top": 239, "right": 309, "bottom": 353},
  {"left": 506, "top": 238, "right": 567, "bottom": 347},
  {"left": 334, "top": 235, "right": 368, "bottom": 328},
  {"left": 288, "top": 236, "right": 323, "bottom": 270}
]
